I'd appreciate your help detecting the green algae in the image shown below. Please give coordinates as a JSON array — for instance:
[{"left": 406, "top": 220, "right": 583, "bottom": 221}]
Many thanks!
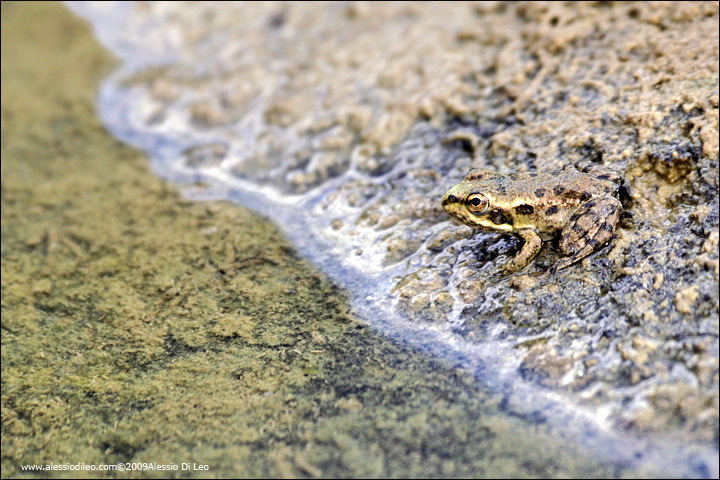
[{"left": 0, "top": 2, "right": 685, "bottom": 478}]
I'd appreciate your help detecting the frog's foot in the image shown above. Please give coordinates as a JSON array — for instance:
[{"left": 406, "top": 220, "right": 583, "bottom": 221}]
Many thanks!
[
  {"left": 501, "top": 229, "right": 542, "bottom": 275},
  {"left": 550, "top": 196, "right": 622, "bottom": 274}
]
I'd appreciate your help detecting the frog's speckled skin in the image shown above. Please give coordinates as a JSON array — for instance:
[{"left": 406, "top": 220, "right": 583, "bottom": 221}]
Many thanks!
[{"left": 442, "top": 165, "right": 623, "bottom": 274}]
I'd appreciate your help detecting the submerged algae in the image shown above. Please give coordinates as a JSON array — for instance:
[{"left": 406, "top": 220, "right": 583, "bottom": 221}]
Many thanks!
[{"left": 0, "top": 2, "right": 673, "bottom": 478}]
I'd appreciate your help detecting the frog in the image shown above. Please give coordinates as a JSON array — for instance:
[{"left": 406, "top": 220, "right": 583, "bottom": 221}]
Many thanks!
[{"left": 441, "top": 164, "right": 624, "bottom": 275}]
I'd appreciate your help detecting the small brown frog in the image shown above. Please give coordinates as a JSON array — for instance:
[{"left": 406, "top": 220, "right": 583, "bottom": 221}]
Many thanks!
[{"left": 441, "top": 165, "right": 624, "bottom": 275}]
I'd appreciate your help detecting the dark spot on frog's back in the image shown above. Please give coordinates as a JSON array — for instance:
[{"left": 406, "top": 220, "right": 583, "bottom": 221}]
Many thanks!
[
  {"left": 490, "top": 209, "right": 511, "bottom": 225},
  {"left": 545, "top": 205, "right": 559, "bottom": 215},
  {"left": 553, "top": 185, "right": 565, "bottom": 195},
  {"left": 516, "top": 204, "right": 534, "bottom": 215},
  {"left": 464, "top": 169, "right": 491, "bottom": 181},
  {"left": 534, "top": 188, "right": 546, "bottom": 198},
  {"left": 564, "top": 190, "right": 592, "bottom": 201}
]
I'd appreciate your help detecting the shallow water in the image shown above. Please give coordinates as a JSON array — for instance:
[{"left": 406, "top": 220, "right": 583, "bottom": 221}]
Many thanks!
[{"left": 68, "top": 1, "right": 719, "bottom": 476}]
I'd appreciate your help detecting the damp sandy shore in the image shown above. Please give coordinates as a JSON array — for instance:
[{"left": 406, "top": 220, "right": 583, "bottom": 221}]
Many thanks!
[{"left": 1, "top": 2, "right": 716, "bottom": 479}]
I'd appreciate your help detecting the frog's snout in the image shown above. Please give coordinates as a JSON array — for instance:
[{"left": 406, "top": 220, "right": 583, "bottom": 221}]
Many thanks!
[
  {"left": 441, "top": 185, "right": 464, "bottom": 212},
  {"left": 441, "top": 192, "right": 459, "bottom": 206}
]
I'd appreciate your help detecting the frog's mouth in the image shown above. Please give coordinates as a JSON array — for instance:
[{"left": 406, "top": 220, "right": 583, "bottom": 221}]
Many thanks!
[
  {"left": 441, "top": 194, "right": 479, "bottom": 229},
  {"left": 442, "top": 188, "right": 478, "bottom": 226},
  {"left": 441, "top": 192, "right": 460, "bottom": 207},
  {"left": 441, "top": 190, "right": 464, "bottom": 217}
]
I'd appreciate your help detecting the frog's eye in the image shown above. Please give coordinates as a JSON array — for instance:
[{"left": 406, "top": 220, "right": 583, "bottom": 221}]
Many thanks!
[{"left": 466, "top": 193, "right": 489, "bottom": 214}]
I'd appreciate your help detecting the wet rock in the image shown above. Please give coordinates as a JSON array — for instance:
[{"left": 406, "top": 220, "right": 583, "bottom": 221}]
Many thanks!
[{"left": 91, "top": 0, "right": 719, "bottom": 449}]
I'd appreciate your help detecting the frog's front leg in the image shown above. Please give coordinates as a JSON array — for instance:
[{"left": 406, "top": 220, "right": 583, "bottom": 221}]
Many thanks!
[
  {"left": 550, "top": 196, "right": 622, "bottom": 274},
  {"left": 503, "top": 229, "right": 542, "bottom": 274}
]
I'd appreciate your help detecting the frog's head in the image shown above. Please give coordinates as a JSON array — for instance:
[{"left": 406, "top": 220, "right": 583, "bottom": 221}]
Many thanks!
[{"left": 441, "top": 168, "right": 513, "bottom": 232}]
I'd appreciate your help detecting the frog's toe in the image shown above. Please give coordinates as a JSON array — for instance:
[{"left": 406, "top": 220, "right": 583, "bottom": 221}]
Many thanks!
[{"left": 550, "top": 239, "right": 603, "bottom": 273}]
